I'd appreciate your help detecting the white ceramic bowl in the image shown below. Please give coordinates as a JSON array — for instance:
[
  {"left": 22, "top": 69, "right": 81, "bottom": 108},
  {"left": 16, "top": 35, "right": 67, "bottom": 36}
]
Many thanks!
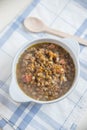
[{"left": 9, "top": 37, "right": 80, "bottom": 104}]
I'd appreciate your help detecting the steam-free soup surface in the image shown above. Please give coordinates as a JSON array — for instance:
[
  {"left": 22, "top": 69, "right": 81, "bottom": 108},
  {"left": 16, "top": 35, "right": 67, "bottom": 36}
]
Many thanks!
[{"left": 16, "top": 43, "right": 75, "bottom": 101}]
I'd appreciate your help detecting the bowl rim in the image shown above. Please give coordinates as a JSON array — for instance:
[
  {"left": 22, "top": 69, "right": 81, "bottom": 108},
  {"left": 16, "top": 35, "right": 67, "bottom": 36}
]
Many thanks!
[{"left": 11, "top": 37, "right": 80, "bottom": 103}]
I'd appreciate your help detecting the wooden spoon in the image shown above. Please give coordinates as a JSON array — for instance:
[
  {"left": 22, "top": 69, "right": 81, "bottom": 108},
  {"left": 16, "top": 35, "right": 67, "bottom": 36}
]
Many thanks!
[{"left": 24, "top": 17, "right": 87, "bottom": 46}]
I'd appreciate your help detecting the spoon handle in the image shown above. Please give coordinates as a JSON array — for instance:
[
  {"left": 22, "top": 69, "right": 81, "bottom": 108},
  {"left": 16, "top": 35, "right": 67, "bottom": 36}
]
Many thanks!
[{"left": 45, "top": 27, "right": 87, "bottom": 46}]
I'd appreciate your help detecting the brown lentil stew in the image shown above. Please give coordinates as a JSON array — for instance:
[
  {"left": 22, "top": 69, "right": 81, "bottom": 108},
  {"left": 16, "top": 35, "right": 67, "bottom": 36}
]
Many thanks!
[{"left": 16, "top": 43, "right": 75, "bottom": 101}]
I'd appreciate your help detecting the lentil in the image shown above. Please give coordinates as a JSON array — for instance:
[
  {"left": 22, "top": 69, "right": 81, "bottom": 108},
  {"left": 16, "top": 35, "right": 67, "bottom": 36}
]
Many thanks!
[{"left": 16, "top": 43, "right": 75, "bottom": 101}]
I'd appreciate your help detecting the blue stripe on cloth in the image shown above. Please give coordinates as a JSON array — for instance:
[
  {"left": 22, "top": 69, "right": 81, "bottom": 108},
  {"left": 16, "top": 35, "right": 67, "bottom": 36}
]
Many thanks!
[
  {"left": 18, "top": 104, "right": 42, "bottom": 130},
  {"left": 17, "top": 28, "right": 46, "bottom": 39},
  {"left": 1, "top": 83, "right": 9, "bottom": 93},
  {"left": 18, "top": 118, "right": 47, "bottom": 130},
  {"left": 9, "top": 103, "right": 29, "bottom": 124},
  {"left": 75, "top": 19, "right": 87, "bottom": 51},
  {"left": 75, "top": 19, "right": 87, "bottom": 36},
  {"left": 74, "top": 0, "right": 87, "bottom": 9},
  {"left": 80, "top": 69, "right": 87, "bottom": 81},
  {"left": 84, "top": 34, "right": 87, "bottom": 39},
  {"left": 0, "top": 94, "right": 18, "bottom": 112},
  {"left": 0, "top": 119, "right": 6, "bottom": 128},
  {"left": 16, "top": 0, "right": 41, "bottom": 23},
  {"left": 0, "top": 0, "right": 40, "bottom": 48},
  {"left": 79, "top": 45, "right": 85, "bottom": 52},
  {"left": 17, "top": 29, "right": 36, "bottom": 40},
  {"left": 60, "top": 90, "right": 87, "bottom": 130},
  {"left": 37, "top": 110, "right": 66, "bottom": 130},
  {"left": 0, "top": 75, "right": 11, "bottom": 92},
  {"left": 70, "top": 123, "right": 77, "bottom": 130},
  {"left": 30, "top": 119, "right": 47, "bottom": 130},
  {"left": 0, "top": 80, "right": 4, "bottom": 87},
  {"left": 80, "top": 61, "right": 87, "bottom": 68}
]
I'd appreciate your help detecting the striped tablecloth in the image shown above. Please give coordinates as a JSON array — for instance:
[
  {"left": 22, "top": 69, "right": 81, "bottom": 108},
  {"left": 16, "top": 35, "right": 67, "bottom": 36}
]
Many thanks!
[{"left": 0, "top": 0, "right": 87, "bottom": 130}]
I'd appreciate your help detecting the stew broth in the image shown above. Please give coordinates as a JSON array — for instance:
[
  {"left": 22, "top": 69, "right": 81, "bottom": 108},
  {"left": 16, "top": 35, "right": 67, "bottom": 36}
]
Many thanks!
[{"left": 16, "top": 43, "right": 75, "bottom": 101}]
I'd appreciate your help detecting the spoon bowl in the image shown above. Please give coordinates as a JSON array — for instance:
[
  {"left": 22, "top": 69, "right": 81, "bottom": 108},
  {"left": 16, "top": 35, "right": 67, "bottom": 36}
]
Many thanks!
[{"left": 24, "top": 17, "right": 45, "bottom": 32}]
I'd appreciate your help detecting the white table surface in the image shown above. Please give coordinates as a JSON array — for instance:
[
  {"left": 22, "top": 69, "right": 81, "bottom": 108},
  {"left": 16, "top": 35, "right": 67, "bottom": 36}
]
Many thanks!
[{"left": 0, "top": 0, "right": 32, "bottom": 32}]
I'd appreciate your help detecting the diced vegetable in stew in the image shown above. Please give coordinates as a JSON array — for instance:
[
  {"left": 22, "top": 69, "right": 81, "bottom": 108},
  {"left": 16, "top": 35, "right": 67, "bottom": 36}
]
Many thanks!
[{"left": 16, "top": 43, "right": 75, "bottom": 101}]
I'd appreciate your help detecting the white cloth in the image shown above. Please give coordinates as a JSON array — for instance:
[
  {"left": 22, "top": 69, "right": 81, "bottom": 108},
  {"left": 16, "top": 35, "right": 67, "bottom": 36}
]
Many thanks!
[{"left": 0, "top": 0, "right": 87, "bottom": 130}]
